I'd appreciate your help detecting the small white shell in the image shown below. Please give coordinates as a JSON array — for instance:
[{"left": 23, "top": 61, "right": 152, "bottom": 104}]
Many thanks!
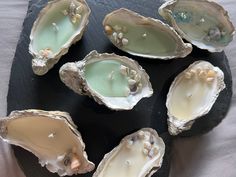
[
  {"left": 159, "top": 0, "right": 235, "bottom": 52},
  {"left": 103, "top": 8, "right": 192, "bottom": 59},
  {"left": 29, "top": 0, "right": 90, "bottom": 75},
  {"left": 92, "top": 128, "right": 165, "bottom": 177},
  {"left": 0, "top": 109, "right": 95, "bottom": 176},
  {"left": 166, "top": 61, "right": 225, "bottom": 135},
  {"left": 59, "top": 50, "right": 153, "bottom": 110}
]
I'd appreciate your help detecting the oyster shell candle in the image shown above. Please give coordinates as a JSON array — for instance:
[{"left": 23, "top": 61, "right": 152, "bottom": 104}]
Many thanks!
[
  {"left": 29, "top": 0, "right": 90, "bottom": 75},
  {"left": 159, "top": 0, "right": 235, "bottom": 52},
  {"left": 59, "top": 50, "right": 153, "bottom": 110},
  {"left": 93, "top": 128, "right": 165, "bottom": 177},
  {"left": 166, "top": 61, "right": 225, "bottom": 135},
  {"left": 0, "top": 109, "right": 95, "bottom": 176},
  {"left": 103, "top": 8, "right": 192, "bottom": 59}
]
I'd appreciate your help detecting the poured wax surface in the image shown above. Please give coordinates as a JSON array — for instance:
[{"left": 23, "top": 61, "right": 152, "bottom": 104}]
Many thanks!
[
  {"left": 85, "top": 60, "right": 129, "bottom": 97},
  {"left": 32, "top": 1, "right": 82, "bottom": 54}
]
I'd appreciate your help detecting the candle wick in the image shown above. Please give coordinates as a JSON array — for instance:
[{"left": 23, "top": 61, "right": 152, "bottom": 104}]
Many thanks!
[
  {"left": 186, "top": 93, "right": 192, "bottom": 99},
  {"left": 108, "top": 71, "right": 115, "bottom": 81},
  {"left": 48, "top": 132, "right": 55, "bottom": 138},
  {"left": 142, "top": 32, "right": 147, "bottom": 38},
  {"left": 125, "top": 160, "right": 131, "bottom": 166},
  {"left": 52, "top": 22, "right": 59, "bottom": 32}
]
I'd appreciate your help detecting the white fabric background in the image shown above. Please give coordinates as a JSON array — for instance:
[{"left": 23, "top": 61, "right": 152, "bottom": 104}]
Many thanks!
[{"left": 0, "top": 0, "right": 235, "bottom": 177}]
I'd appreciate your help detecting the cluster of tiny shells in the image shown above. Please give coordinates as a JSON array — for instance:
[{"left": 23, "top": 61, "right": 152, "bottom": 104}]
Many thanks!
[
  {"left": 119, "top": 64, "right": 143, "bottom": 96},
  {"left": 184, "top": 66, "right": 217, "bottom": 83},
  {"left": 105, "top": 25, "right": 129, "bottom": 47},
  {"left": 136, "top": 130, "right": 160, "bottom": 158},
  {"left": 62, "top": 1, "right": 83, "bottom": 24}
]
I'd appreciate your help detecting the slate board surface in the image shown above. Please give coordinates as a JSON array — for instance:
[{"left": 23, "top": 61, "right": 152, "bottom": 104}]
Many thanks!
[{"left": 7, "top": 0, "right": 232, "bottom": 177}]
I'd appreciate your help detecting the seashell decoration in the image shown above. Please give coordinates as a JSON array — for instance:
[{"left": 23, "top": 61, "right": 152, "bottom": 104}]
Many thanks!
[
  {"left": 166, "top": 61, "right": 225, "bottom": 135},
  {"left": 59, "top": 50, "right": 153, "bottom": 110},
  {"left": 0, "top": 109, "right": 95, "bottom": 176},
  {"left": 93, "top": 128, "right": 165, "bottom": 177},
  {"left": 29, "top": 0, "right": 91, "bottom": 75},
  {"left": 103, "top": 8, "right": 192, "bottom": 59},
  {"left": 159, "top": 0, "right": 235, "bottom": 52}
]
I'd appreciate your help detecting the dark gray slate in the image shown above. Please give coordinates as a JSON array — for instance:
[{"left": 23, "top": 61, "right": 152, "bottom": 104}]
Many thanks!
[{"left": 7, "top": 0, "right": 232, "bottom": 177}]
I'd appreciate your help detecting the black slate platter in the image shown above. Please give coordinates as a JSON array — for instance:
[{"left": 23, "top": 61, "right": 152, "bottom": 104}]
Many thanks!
[{"left": 7, "top": 0, "right": 232, "bottom": 177}]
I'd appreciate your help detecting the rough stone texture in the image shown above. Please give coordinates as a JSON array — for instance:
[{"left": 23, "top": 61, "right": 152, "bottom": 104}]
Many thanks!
[{"left": 7, "top": 0, "right": 232, "bottom": 177}]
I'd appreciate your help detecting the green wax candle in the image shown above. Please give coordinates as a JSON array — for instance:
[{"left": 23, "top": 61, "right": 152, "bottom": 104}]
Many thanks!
[
  {"left": 84, "top": 60, "right": 130, "bottom": 97},
  {"left": 32, "top": 0, "right": 84, "bottom": 54},
  {"left": 103, "top": 8, "right": 193, "bottom": 59},
  {"left": 173, "top": 10, "right": 232, "bottom": 46}
]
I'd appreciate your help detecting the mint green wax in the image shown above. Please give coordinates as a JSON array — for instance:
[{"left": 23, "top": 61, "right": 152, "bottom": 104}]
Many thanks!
[
  {"left": 32, "top": 1, "right": 82, "bottom": 54},
  {"left": 84, "top": 60, "right": 129, "bottom": 97}
]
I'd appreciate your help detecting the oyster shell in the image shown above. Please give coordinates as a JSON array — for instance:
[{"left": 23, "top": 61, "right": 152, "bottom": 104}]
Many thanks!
[
  {"left": 29, "top": 0, "right": 90, "bottom": 75},
  {"left": 0, "top": 109, "right": 95, "bottom": 176},
  {"left": 103, "top": 8, "right": 192, "bottom": 59},
  {"left": 166, "top": 61, "right": 225, "bottom": 135},
  {"left": 59, "top": 50, "right": 153, "bottom": 110},
  {"left": 159, "top": 0, "right": 235, "bottom": 52},
  {"left": 93, "top": 128, "right": 165, "bottom": 177}
]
